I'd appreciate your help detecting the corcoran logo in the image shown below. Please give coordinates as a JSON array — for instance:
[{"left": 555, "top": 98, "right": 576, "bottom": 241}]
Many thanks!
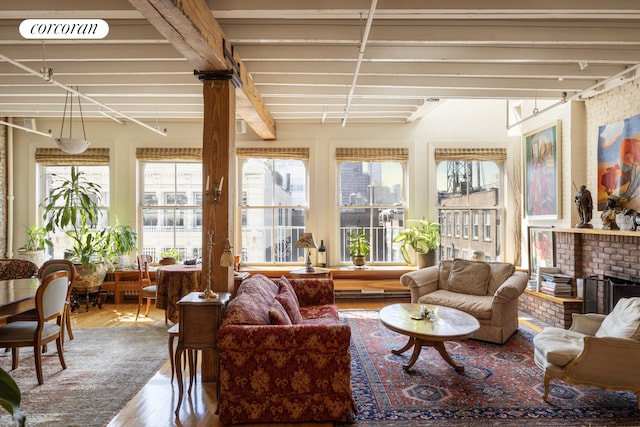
[{"left": 19, "top": 19, "right": 109, "bottom": 39}]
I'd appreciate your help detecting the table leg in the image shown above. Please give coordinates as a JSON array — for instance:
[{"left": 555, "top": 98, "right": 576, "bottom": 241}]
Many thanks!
[
  {"left": 432, "top": 340, "right": 465, "bottom": 372},
  {"left": 391, "top": 336, "right": 415, "bottom": 355},
  {"left": 402, "top": 339, "right": 424, "bottom": 371}
]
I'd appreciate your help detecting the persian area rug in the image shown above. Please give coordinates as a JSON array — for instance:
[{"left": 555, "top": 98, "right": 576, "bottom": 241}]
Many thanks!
[
  {"left": 340, "top": 310, "right": 640, "bottom": 426},
  {"left": 0, "top": 325, "right": 168, "bottom": 427}
]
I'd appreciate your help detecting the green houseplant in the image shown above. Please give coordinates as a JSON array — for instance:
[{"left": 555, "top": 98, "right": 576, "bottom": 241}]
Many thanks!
[
  {"left": 393, "top": 219, "right": 441, "bottom": 268},
  {"left": 0, "top": 367, "right": 25, "bottom": 426},
  {"left": 106, "top": 219, "right": 138, "bottom": 267},
  {"left": 42, "top": 166, "right": 136, "bottom": 288},
  {"left": 347, "top": 226, "right": 371, "bottom": 267},
  {"left": 16, "top": 224, "right": 52, "bottom": 267}
]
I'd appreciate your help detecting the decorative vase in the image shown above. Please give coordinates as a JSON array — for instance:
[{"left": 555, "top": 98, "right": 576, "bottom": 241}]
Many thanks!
[
  {"left": 15, "top": 249, "right": 47, "bottom": 268},
  {"left": 73, "top": 262, "right": 108, "bottom": 290}
]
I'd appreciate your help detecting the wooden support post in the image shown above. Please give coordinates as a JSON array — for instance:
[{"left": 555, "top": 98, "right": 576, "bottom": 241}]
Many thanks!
[{"left": 201, "top": 78, "right": 235, "bottom": 382}]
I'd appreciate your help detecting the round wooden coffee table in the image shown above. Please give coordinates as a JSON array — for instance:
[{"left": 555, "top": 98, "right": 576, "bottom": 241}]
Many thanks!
[{"left": 379, "top": 303, "right": 480, "bottom": 372}]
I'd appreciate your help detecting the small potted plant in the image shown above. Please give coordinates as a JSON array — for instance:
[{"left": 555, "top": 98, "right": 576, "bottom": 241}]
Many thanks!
[
  {"left": 393, "top": 218, "right": 441, "bottom": 268},
  {"left": 347, "top": 226, "right": 371, "bottom": 267},
  {"left": 159, "top": 248, "right": 180, "bottom": 265},
  {"left": 16, "top": 224, "right": 52, "bottom": 267},
  {"left": 106, "top": 219, "right": 138, "bottom": 268}
]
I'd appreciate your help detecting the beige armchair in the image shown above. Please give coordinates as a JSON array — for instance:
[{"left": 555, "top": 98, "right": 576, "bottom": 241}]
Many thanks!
[
  {"left": 400, "top": 259, "right": 528, "bottom": 344},
  {"left": 533, "top": 297, "right": 640, "bottom": 408}
]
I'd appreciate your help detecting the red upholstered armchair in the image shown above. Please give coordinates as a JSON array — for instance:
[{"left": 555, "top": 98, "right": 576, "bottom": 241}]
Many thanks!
[{"left": 216, "top": 274, "right": 356, "bottom": 424}]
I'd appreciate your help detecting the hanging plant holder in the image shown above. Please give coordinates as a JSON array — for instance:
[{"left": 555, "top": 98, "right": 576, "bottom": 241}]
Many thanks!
[{"left": 55, "top": 87, "right": 91, "bottom": 154}]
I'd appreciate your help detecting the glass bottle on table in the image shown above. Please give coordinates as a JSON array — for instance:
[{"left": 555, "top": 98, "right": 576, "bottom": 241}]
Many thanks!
[{"left": 317, "top": 240, "right": 327, "bottom": 267}]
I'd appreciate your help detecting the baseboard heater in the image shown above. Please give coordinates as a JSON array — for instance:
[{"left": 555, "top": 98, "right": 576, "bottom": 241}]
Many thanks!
[{"left": 335, "top": 289, "right": 410, "bottom": 299}]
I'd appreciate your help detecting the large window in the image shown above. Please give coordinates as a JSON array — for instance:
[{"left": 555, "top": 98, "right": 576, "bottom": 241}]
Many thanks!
[
  {"left": 36, "top": 148, "right": 111, "bottom": 260},
  {"left": 239, "top": 155, "right": 307, "bottom": 264},
  {"left": 337, "top": 148, "right": 408, "bottom": 264},
  {"left": 40, "top": 165, "right": 110, "bottom": 259},
  {"left": 140, "top": 162, "right": 202, "bottom": 261},
  {"left": 436, "top": 148, "right": 505, "bottom": 262}
]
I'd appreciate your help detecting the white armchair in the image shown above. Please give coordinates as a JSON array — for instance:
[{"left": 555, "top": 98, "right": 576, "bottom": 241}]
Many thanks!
[{"left": 533, "top": 297, "right": 640, "bottom": 408}]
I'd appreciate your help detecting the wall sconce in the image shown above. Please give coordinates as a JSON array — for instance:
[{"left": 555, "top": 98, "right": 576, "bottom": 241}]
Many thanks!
[{"left": 205, "top": 176, "right": 224, "bottom": 204}]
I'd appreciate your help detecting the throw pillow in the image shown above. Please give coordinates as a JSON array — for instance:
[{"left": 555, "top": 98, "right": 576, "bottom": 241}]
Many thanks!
[
  {"left": 447, "top": 258, "right": 491, "bottom": 296},
  {"left": 268, "top": 299, "right": 292, "bottom": 325},
  {"left": 276, "top": 276, "right": 303, "bottom": 324},
  {"left": 596, "top": 297, "right": 640, "bottom": 339}
]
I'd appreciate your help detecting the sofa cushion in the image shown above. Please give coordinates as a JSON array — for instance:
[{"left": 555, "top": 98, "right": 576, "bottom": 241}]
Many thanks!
[
  {"left": 300, "top": 304, "right": 340, "bottom": 324},
  {"left": 447, "top": 259, "right": 491, "bottom": 296},
  {"left": 276, "top": 276, "right": 303, "bottom": 324},
  {"left": 595, "top": 297, "right": 640, "bottom": 340},
  {"left": 438, "top": 260, "right": 452, "bottom": 290},
  {"left": 221, "top": 274, "right": 279, "bottom": 326},
  {"left": 533, "top": 327, "right": 586, "bottom": 367},
  {"left": 418, "top": 290, "right": 493, "bottom": 320},
  {"left": 487, "top": 262, "right": 516, "bottom": 295},
  {"left": 268, "top": 300, "right": 292, "bottom": 325}
]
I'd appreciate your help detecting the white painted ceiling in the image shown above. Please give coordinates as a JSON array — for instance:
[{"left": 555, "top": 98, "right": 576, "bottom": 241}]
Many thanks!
[{"left": 1, "top": 0, "right": 640, "bottom": 132}]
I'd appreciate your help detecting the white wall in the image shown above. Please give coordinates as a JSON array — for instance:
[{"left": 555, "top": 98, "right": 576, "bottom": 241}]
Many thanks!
[{"left": 10, "top": 99, "right": 522, "bottom": 264}]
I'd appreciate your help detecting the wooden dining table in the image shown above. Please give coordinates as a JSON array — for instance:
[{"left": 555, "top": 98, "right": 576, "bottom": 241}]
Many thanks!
[
  {"left": 155, "top": 264, "right": 202, "bottom": 323},
  {"left": 0, "top": 277, "right": 40, "bottom": 318}
]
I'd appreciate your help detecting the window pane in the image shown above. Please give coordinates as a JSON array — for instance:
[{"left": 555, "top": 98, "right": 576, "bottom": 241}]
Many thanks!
[
  {"left": 436, "top": 160, "right": 502, "bottom": 261},
  {"left": 41, "top": 165, "right": 109, "bottom": 260},
  {"left": 140, "top": 162, "right": 202, "bottom": 261},
  {"left": 240, "top": 158, "right": 307, "bottom": 265},
  {"left": 338, "top": 159, "right": 406, "bottom": 264}
]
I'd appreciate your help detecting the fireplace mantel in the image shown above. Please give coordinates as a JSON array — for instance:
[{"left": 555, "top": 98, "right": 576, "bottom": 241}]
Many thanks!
[{"left": 543, "top": 227, "right": 640, "bottom": 237}]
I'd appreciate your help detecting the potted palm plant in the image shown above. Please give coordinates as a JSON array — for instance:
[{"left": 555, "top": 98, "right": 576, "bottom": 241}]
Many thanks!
[
  {"left": 347, "top": 226, "right": 371, "bottom": 267},
  {"left": 393, "top": 219, "right": 441, "bottom": 268},
  {"left": 16, "top": 224, "right": 52, "bottom": 267},
  {"left": 42, "top": 166, "right": 135, "bottom": 289}
]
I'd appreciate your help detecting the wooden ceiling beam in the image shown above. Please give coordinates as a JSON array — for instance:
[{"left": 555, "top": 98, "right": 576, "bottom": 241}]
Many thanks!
[{"left": 128, "top": 0, "right": 276, "bottom": 139}]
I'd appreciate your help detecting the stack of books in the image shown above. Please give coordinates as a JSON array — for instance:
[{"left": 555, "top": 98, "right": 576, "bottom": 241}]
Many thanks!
[{"left": 539, "top": 271, "right": 573, "bottom": 297}]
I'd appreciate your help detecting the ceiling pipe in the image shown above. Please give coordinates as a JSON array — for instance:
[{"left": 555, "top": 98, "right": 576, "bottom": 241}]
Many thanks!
[
  {"left": 341, "top": 0, "right": 378, "bottom": 128},
  {"left": 506, "top": 63, "right": 640, "bottom": 130},
  {"left": 0, "top": 53, "right": 167, "bottom": 137},
  {"left": 0, "top": 119, "right": 52, "bottom": 138}
]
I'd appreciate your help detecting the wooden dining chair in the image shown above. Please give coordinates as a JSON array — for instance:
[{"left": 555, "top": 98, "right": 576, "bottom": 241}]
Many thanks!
[
  {"left": 6, "top": 259, "right": 76, "bottom": 355},
  {"left": 136, "top": 254, "right": 165, "bottom": 322},
  {"left": 0, "top": 271, "right": 69, "bottom": 385}
]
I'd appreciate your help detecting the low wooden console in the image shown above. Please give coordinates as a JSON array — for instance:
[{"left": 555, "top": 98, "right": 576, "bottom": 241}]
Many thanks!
[
  {"left": 237, "top": 266, "right": 414, "bottom": 298},
  {"left": 102, "top": 269, "right": 157, "bottom": 304}
]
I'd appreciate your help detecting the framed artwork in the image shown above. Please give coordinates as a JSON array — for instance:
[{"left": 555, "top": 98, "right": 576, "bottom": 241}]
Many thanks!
[
  {"left": 597, "top": 112, "right": 640, "bottom": 211},
  {"left": 524, "top": 121, "right": 561, "bottom": 218},
  {"left": 528, "top": 227, "right": 555, "bottom": 279}
]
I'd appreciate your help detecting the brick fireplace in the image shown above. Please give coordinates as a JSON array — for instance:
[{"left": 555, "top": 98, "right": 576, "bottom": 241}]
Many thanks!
[{"left": 518, "top": 228, "right": 640, "bottom": 327}]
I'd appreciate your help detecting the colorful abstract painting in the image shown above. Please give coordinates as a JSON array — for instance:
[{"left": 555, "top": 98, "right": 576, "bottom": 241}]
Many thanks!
[
  {"left": 524, "top": 122, "right": 560, "bottom": 218},
  {"left": 597, "top": 113, "right": 640, "bottom": 210}
]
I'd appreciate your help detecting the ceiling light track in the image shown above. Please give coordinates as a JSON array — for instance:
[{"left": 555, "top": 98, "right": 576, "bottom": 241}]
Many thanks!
[
  {"left": 341, "top": 0, "right": 378, "bottom": 128},
  {"left": 0, "top": 53, "right": 167, "bottom": 137},
  {"left": 0, "top": 119, "right": 52, "bottom": 138}
]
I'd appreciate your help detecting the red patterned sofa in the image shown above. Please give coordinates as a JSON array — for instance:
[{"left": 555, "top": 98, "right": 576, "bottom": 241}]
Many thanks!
[{"left": 216, "top": 274, "right": 357, "bottom": 424}]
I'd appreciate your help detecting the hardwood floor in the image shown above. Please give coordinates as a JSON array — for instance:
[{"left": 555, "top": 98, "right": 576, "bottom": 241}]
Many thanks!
[
  {"left": 68, "top": 298, "right": 405, "bottom": 427},
  {"left": 74, "top": 298, "right": 544, "bottom": 427}
]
